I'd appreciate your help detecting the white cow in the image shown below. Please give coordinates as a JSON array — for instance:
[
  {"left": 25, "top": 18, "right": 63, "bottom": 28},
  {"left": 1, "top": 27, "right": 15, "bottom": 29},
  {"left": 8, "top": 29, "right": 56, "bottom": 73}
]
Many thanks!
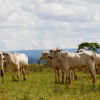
[
  {"left": 0, "top": 52, "right": 4, "bottom": 84},
  {"left": 95, "top": 53, "right": 100, "bottom": 66},
  {"left": 3, "top": 52, "right": 28, "bottom": 81},
  {"left": 40, "top": 51, "right": 64, "bottom": 84},
  {"left": 77, "top": 49, "right": 100, "bottom": 73},
  {"left": 49, "top": 48, "right": 96, "bottom": 84}
]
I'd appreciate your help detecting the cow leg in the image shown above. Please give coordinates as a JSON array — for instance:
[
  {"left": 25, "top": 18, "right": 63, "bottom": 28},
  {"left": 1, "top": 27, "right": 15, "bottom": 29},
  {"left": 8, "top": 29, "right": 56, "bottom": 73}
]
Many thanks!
[
  {"left": 69, "top": 70, "right": 71, "bottom": 84},
  {"left": 4, "top": 63, "right": 7, "bottom": 74},
  {"left": 1, "top": 69, "right": 4, "bottom": 84},
  {"left": 12, "top": 69, "right": 15, "bottom": 81},
  {"left": 66, "top": 70, "right": 68, "bottom": 84},
  {"left": 66, "top": 70, "right": 71, "bottom": 84},
  {"left": 22, "top": 67, "right": 26, "bottom": 81},
  {"left": 62, "top": 70, "right": 64, "bottom": 84},
  {"left": 54, "top": 69, "right": 58, "bottom": 84},
  {"left": 71, "top": 69, "right": 76, "bottom": 82},
  {"left": 25, "top": 66, "right": 27, "bottom": 75},
  {"left": 1, "top": 61, "right": 4, "bottom": 84},
  {"left": 74, "top": 69, "right": 78, "bottom": 81},
  {"left": 73, "top": 69, "right": 77, "bottom": 81},
  {"left": 17, "top": 68, "right": 20, "bottom": 81},
  {"left": 71, "top": 70, "right": 74, "bottom": 82},
  {"left": 88, "top": 65, "right": 96, "bottom": 83},
  {"left": 57, "top": 69, "right": 60, "bottom": 83}
]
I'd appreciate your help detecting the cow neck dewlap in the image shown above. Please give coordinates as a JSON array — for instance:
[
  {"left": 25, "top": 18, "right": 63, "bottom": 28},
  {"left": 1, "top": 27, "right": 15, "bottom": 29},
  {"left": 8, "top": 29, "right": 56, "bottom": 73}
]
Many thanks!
[{"left": 57, "top": 52, "right": 64, "bottom": 61}]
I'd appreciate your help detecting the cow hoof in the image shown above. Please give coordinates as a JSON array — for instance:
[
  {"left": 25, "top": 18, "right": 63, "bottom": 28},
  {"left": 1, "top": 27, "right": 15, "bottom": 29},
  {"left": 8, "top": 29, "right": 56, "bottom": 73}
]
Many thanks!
[{"left": 24, "top": 78, "right": 26, "bottom": 81}]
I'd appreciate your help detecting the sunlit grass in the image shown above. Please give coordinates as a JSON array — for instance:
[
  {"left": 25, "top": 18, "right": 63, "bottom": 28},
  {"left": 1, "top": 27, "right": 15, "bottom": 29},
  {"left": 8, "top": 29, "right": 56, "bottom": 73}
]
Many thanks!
[{"left": 0, "top": 64, "right": 100, "bottom": 100}]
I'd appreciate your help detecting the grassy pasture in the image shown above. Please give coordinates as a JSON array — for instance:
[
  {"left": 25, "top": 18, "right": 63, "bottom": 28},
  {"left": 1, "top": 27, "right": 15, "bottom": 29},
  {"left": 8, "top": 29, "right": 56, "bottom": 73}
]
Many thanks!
[{"left": 0, "top": 64, "right": 100, "bottom": 100}]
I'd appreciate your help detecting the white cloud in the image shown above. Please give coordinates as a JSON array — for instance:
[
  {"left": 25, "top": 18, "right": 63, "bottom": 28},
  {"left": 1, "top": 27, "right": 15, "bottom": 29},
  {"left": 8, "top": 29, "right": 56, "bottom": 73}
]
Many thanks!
[{"left": 0, "top": 0, "right": 100, "bottom": 51}]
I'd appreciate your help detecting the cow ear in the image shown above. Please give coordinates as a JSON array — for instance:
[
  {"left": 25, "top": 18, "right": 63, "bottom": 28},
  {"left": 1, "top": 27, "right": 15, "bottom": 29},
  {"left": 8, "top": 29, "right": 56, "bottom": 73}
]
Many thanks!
[
  {"left": 58, "top": 49, "right": 62, "bottom": 52},
  {"left": 57, "top": 50, "right": 61, "bottom": 52},
  {"left": 3, "top": 53, "right": 5, "bottom": 55},
  {"left": 77, "top": 50, "right": 79, "bottom": 53},
  {"left": 49, "top": 50, "right": 52, "bottom": 52}
]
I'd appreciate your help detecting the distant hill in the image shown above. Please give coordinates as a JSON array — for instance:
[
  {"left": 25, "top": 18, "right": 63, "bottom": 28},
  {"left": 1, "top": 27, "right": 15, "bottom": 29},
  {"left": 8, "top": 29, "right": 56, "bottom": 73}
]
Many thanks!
[{"left": 10, "top": 49, "right": 77, "bottom": 64}]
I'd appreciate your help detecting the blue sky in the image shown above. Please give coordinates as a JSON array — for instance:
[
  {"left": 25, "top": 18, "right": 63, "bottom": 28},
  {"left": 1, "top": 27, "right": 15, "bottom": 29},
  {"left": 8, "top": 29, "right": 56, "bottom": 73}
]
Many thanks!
[{"left": 0, "top": 0, "right": 100, "bottom": 50}]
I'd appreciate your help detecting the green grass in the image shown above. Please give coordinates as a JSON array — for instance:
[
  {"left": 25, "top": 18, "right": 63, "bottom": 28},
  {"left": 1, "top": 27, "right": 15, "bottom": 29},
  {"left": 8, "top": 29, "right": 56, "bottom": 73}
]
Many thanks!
[{"left": 0, "top": 65, "right": 100, "bottom": 100}]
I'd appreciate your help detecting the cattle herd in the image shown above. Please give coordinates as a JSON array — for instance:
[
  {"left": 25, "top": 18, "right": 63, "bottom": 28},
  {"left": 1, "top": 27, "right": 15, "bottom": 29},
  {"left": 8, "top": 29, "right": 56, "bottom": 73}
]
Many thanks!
[
  {"left": 40, "top": 48, "right": 100, "bottom": 84},
  {"left": 0, "top": 48, "right": 100, "bottom": 85}
]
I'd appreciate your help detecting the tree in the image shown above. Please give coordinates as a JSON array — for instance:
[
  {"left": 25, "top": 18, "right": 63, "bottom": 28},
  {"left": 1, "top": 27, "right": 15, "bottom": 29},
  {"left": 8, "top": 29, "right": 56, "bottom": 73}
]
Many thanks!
[{"left": 78, "top": 42, "right": 100, "bottom": 52}]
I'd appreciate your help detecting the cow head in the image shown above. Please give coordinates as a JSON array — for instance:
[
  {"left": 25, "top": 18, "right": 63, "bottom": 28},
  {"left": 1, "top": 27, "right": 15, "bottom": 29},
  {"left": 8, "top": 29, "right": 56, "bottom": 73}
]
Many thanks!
[
  {"left": 40, "top": 51, "right": 50, "bottom": 60},
  {"left": 3, "top": 52, "right": 10, "bottom": 62},
  {"left": 48, "top": 48, "right": 62, "bottom": 59}
]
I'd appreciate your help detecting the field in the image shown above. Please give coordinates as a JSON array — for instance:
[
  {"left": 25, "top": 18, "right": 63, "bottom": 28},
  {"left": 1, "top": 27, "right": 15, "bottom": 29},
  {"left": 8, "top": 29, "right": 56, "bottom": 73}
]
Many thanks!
[{"left": 0, "top": 64, "right": 100, "bottom": 100}]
